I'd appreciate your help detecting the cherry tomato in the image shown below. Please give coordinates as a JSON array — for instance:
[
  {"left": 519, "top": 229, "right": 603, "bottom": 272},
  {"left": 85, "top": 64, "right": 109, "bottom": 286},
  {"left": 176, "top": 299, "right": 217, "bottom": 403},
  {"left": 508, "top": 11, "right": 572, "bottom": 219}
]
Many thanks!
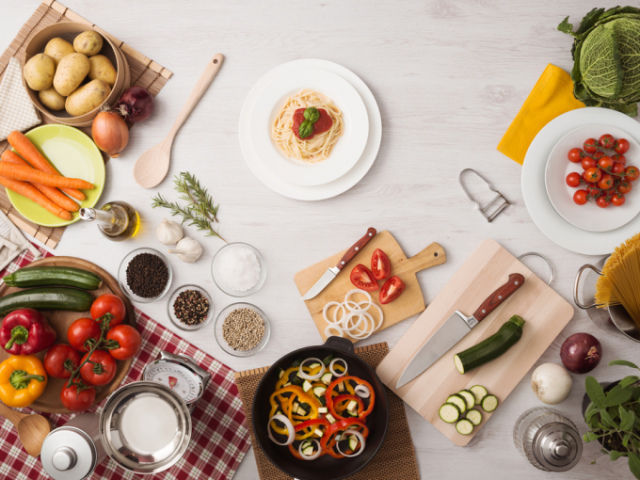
[
  {"left": 379, "top": 276, "right": 405, "bottom": 304},
  {"left": 90, "top": 294, "right": 126, "bottom": 327},
  {"left": 624, "top": 166, "right": 640, "bottom": 182},
  {"left": 612, "top": 193, "right": 626, "bottom": 206},
  {"left": 60, "top": 383, "right": 95, "bottom": 412},
  {"left": 612, "top": 162, "right": 626, "bottom": 175},
  {"left": 612, "top": 154, "right": 627, "bottom": 166},
  {"left": 68, "top": 317, "right": 101, "bottom": 352},
  {"left": 106, "top": 325, "right": 141, "bottom": 361},
  {"left": 349, "top": 264, "right": 378, "bottom": 291},
  {"left": 567, "top": 148, "right": 583, "bottom": 163},
  {"left": 596, "top": 195, "right": 611, "bottom": 208},
  {"left": 80, "top": 350, "right": 117, "bottom": 386},
  {"left": 583, "top": 138, "right": 598, "bottom": 154},
  {"left": 370, "top": 248, "right": 391, "bottom": 281},
  {"left": 598, "top": 156, "right": 614, "bottom": 171},
  {"left": 615, "top": 138, "right": 630, "bottom": 154},
  {"left": 581, "top": 157, "right": 596, "bottom": 170},
  {"left": 593, "top": 151, "right": 605, "bottom": 160},
  {"left": 44, "top": 344, "right": 82, "bottom": 379},
  {"left": 598, "top": 174, "right": 614, "bottom": 190},
  {"left": 586, "top": 186, "right": 601, "bottom": 198},
  {"left": 566, "top": 172, "right": 581, "bottom": 188},
  {"left": 618, "top": 181, "right": 633, "bottom": 194},
  {"left": 583, "top": 167, "right": 602, "bottom": 184},
  {"left": 599, "top": 134, "right": 615, "bottom": 149},
  {"left": 573, "top": 189, "right": 588, "bottom": 205}
]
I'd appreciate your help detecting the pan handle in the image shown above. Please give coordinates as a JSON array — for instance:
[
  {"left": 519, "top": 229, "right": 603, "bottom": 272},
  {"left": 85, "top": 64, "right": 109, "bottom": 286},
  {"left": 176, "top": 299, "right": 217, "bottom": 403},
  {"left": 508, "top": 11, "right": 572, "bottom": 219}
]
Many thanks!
[
  {"left": 573, "top": 263, "right": 603, "bottom": 310},
  {"left": 323, "top": 336, "right": 355, "bottom": 354}
]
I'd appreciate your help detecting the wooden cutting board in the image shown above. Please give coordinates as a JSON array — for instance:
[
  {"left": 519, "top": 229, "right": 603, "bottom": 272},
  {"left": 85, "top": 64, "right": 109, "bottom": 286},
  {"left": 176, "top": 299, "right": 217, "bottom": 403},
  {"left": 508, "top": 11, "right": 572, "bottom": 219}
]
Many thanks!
[
  {"left": 376, "top": 239, "right": 574, "bottom": 446},
  {"left": 294, "top": 230, "right": 446, "bottom": 342}
]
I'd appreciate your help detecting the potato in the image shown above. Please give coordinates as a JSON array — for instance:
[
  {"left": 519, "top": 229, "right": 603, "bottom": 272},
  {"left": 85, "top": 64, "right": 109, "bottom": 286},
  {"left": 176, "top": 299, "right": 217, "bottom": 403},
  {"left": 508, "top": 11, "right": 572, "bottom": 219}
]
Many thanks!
[
  {"left": 73, "top": 31, "right": 103, "bottom": 56},
  {"left": 38, "top": 88, "right": 66, "bottom": 111},
  {"left": 53, "top": 53, "right": 90, "bottom": 96},
  {"left": 88, "top": 55, "right": 116, "bottom": 86},
  {"left": 23, "top": 54, "right": 55, "bottom": 91},
  {"left": 43, "top": 37, "right": 74, "bottom": 65},
  {"left": 65, "top": 79, "right": 110, "bottom": 116}
]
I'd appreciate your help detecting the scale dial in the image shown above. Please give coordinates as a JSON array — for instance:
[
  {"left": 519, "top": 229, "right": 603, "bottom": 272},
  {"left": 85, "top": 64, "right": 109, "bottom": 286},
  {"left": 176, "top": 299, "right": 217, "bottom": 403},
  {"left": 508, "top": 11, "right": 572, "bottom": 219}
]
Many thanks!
[{"left": 143, "top": 362, "right": 202, "bottom": 404}]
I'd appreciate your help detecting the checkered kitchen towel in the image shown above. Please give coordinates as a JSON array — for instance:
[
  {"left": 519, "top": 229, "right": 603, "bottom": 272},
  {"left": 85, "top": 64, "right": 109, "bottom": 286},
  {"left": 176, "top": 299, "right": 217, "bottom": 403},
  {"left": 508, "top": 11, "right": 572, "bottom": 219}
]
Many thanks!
[
  {"left": 0, "top": 58, "right": 41, "bottom": 142},
  {"left": 0, "top": 245, "right": 251, "bottom": 480}
]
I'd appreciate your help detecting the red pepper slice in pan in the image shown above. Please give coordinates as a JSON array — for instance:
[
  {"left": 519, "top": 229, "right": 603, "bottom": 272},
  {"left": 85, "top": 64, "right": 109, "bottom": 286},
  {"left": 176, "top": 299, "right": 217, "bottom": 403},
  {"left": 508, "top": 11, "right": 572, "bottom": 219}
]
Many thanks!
[{"left": 325, "top": 376, "right": 375, "bottom": 420}]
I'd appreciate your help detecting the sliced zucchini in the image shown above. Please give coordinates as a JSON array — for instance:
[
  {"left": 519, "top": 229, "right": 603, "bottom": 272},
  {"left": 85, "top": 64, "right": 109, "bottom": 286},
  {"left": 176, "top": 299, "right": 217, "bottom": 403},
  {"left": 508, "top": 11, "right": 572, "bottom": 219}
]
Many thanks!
[
  {"left": 291, "top": 359, "right": 302, "bottom": 368},
  {"left": 313, "top": 386, "right": 327, "bottom": 397},
  {"left": 308, "top": 362, "right": 321, "bottom": 369},
  {"left": 302, "top": 445, "right": 315, "bottom": 455},
  {"left": 321, "top": 372, "right": 333, "bottom": 385},
  {"left": 470, "top": 385, "right": 488, "bottom": 404},
  {"left": 446, "top": 394, "right": 467, "bottom": 414},
  {"left": 481, "top": 394, "right": 498, "bottom": 412},
  {"left": 346, "top": 400, "right": 358, "bottom": 414},
  {"left": 326, "top": 414, "right": 336, "bottom": 424},
  {"left": 283, "top": 382, "right": 292, "bottom": 387},
  {"left": 337, "top": 382, "right": 345, "bottom": 392},
  {"left": 466, "top": 409, "right": 483, "bottom": 426},
  {"left": 348, "top": 435, "right": 358, "bottom": 451},
  {"left": 277, "top": 368, "right": 285, "bottom": 379},
  {"left": 322, "top": 354, "right": 334, "bottom": 366},
  {"left": 301, "top": 440, "right": 312, "bottom": 450},
  {"left": 314, "top": 428, "right": 324, "bottom": 437},
  {"left": 457, "top": 390, "right": 475, "bottom": 410},
  {"left": 438, "top": 403, "right": 461, "bottom": 423},
  {"left": 318, "top": 406, "right": 328, "bottom": 414},
  {"left": 302, "top": 380, "right": 313, "bottom": 392},
  {"left": 455, "top": 418, "right": 474, "bottom": 435}
]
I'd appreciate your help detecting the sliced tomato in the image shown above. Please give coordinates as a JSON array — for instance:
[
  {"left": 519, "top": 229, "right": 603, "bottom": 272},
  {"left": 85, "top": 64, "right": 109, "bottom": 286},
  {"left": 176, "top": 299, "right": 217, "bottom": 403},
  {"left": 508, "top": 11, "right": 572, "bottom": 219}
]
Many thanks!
[
  {"left": 370, "top": 248, "right": 391, "bottom": 281},
  {"left": 379, "top": 276, "right": 405, "bottom": 304},
  {"left": 350, "top": 264, "right": 378, "bottom": 291}
]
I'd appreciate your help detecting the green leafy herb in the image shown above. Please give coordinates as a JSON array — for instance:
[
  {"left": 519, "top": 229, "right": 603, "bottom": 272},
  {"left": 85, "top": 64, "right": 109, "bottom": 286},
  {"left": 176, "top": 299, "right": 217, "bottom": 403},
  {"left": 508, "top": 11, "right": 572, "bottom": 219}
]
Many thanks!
[
  {"left": 299, "top": 107, "right": 321, "bottom": 138},
  {"left": 299, "top": 120, "right": 314, "bottom": 139},
  {"left": 303, "top": 107, "right": 320, "bottom": 123}
]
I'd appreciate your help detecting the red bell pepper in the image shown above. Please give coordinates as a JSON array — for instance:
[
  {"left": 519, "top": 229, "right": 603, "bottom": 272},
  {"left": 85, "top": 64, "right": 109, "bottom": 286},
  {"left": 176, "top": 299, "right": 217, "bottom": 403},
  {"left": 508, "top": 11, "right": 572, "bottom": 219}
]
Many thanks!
[
  {"left": 325, "top": 375, "right": 375, "bottom": 420},
  {"left": 320, "top": 417, "right": 369, "bottom": 458},
  {"left": 0, "top": 309, "right": 57, "bottom": 355}
]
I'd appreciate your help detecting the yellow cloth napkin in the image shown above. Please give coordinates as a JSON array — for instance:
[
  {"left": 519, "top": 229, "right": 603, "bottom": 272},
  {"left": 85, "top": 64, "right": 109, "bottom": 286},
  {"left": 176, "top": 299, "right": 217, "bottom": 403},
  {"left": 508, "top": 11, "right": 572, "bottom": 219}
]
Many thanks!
[
  {"left": 497, "top": 64, "right": 585, "bottom": 165},
  {"left": 0, "top": 57, "right": 41, "bottom": 142}
]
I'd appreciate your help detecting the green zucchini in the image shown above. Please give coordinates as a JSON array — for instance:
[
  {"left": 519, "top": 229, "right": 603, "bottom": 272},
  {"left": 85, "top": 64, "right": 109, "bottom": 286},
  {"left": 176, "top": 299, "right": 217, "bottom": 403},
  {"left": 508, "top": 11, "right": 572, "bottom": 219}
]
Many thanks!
[
  {"left": 446, "top": 394, "right": 467, "bottom": 414},
  {"left": 438, "top": 403, "right": 461, "bottom": 423},
  {"left": 466, "top": 409, "right": 483, "bottom": 426},
  {"left": 481, "top": 394, "right": 499, "bottom": 412},
  {"left": 457, "top": 390, "right": 476, "bottom": 410},
  {"left": 469, "top": 385, "right": 488, "bottom": 404},
  {"left": 454, "top": 315, "right": 525, "bottom": 374},
  {"left": 3, "top": 266, "right": 102, "bottom": 290},
  {"left": 455, "top": 418, "right": 474, "bottom": 435},
  {"left": 0, "top": 287, "right": 94, "bottom": 315}
]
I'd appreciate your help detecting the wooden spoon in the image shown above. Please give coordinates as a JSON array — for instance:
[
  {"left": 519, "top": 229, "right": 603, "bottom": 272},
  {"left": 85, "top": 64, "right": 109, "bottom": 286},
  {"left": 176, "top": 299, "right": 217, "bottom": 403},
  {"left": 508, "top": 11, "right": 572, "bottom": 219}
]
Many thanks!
[
  {"left": 133, "top": 53, "right": 224, "bottom": 188},
  {"left": 0, "top": 402, "right": 51, "bottom": 456}
]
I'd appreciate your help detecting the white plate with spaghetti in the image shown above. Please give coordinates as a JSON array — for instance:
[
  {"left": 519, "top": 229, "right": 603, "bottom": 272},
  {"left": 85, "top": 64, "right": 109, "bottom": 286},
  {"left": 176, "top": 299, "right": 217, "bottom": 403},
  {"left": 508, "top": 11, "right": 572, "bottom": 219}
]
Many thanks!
[
  {"left": 239, "top": 59, "right": 382, "bottom": 201},
  {"left": 250, "top": 67, "right": 368, "bottom": 186}
]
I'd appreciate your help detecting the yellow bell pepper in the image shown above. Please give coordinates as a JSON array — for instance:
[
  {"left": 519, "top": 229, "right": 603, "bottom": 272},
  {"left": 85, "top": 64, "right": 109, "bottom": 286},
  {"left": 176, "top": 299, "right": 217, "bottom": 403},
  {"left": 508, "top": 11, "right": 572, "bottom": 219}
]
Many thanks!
[{"left": 0, "top": 355, "right": 47, "bottom": 408}]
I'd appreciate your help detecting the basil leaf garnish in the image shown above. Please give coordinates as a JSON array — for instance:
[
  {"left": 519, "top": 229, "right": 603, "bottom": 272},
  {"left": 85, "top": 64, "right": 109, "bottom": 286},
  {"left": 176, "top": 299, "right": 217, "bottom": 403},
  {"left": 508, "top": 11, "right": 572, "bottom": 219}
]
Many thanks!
[
  {"left": 303, "top": 107, "right": 320, "bottom": 123},
  {"left": 299, "top": 120, "right": 314, "bottom": 139}
]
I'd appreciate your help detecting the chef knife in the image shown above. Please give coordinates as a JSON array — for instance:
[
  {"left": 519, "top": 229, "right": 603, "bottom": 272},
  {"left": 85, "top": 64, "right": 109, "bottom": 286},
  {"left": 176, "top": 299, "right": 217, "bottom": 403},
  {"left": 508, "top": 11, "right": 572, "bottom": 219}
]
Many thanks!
[
  {"left": 301, "top": 227, "right": 377, "bottom": 301},
  {"left": 396, "top": 272, "right": 525, "bottom": 389}
]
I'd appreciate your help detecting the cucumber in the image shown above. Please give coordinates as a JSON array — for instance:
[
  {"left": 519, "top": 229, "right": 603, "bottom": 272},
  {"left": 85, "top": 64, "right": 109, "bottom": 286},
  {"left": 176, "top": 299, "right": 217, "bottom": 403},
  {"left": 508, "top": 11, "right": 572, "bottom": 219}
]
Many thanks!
[
  {"left": 481, "top": 394, "right": 499, "bottom": 412},
  {"left": 457, "top": 390, "right": 476, "bottom": 410},
  {"left": 456, "top": 418, "right": 474, "bottom": 435},
  {"left": 446, "top": 394, "right": 467, "bottom": 414},
  {"left": 469, "top": 385, "right": 488, "bottom": 404},
  {"left": 3, "top": 266, "right": 102, "bottom": 290},
  {"left": 438, "top": 403, "right": 461, "bottom": 423},
  {"left": 0, "top": 287, "right": 93, "bottom": 315},
  {"left": 454, "top": 315, "right": 525, "bottom": 374},
  {"left": 466, "top": 409, "right": 483, "bottom": 426},
  {"left": 302, "top": 380, "right": 313, "bottom": 392},
  {"left": 348, "top": 435, "right": 358, "bottom": 451},
  {"left": 321, "top": 372, "right": 333, "bottom": 385}
]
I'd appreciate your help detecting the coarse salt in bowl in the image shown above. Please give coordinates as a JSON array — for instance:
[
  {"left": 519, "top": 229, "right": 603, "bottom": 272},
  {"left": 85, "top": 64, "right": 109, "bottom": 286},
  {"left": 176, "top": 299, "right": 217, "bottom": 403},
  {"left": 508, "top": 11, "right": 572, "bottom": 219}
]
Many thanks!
[{"left": 211, "top": 242, "right": 266, "bottom": 297}]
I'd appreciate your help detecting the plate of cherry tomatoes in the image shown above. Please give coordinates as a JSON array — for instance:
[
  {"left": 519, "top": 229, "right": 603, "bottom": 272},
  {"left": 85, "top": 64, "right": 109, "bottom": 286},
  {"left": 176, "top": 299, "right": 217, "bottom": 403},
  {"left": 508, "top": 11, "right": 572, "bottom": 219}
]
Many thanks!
[{"left": 545, "top": 125, "right": 640, "bottom": 232}]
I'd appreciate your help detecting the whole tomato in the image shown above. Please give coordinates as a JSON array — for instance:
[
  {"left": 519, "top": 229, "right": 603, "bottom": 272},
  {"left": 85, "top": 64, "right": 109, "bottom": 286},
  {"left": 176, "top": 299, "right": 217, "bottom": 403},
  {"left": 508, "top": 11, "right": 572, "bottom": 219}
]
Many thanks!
[
  {"left": 615, "top": 138, "right": 630, "bottom": 154},
  {"left": 91, "top": 294, "right": 126, "bottom": 327},
  {"left": 566, "top": 172, "right": 581, "bottom": 188},
  {"left": 596, "top": 195, "right": 611, "bottom": 208},
  {"left": 624, "top": 166, "right": 640, "bottom": 182},
  {"left": 612, "top": 193, "right": 626, "bottom": 207},
  {"left": 573, "top": 189, "right": 588, "bottom": 205},
  {"left": 68, "top": 318, "right": 101, "bottom": 352},
  {"left": 80, "top": 350, "right": 117, "bottom": 386},
  {"left": 44, "top": 344, "right": 82, "bottom": 379},
  {"left": 106, "top": 325, "right": 141, "bottom": 361},
  {"left": 60, "top": 383, "right": 95, "bottom": 412}
]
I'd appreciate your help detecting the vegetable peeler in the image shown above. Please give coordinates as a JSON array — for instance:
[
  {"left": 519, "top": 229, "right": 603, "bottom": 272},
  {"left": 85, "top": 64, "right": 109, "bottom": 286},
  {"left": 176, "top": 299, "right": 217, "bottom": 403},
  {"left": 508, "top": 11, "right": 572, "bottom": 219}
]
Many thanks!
[{"left": 458, "top": 168, "right": 510, "bottom": 222}]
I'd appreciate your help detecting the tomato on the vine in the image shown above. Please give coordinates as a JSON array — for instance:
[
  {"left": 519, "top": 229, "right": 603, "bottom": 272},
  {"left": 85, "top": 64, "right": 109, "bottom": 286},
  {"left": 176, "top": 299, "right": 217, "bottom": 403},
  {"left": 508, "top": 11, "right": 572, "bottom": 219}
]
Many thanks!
[
  {"left": 44, "top": 344, "right": 81, "bottom": 379},
  {"left": 624, "top": 166, "right": 640, "bottom": 182},
  {"left": 618, "top": 181, "right": 633, "bottom": 194},
  {"left": 615, "top": 138, "right": 630, "bottom": 154},
  {"left": 598, "top": 156, "right": 614, "bottom": 171},
  {"left": 597, "top": 174, "right": 614, "bottom": 190},
  {"left": 573, "top": 189, "right": 588, "bottom": 205},
  {"left": 599, "top": 134, "right": 615, "bottom": 149},
  {"left": 583, "top": 138, "right": 598, "bottom": 154},
  {"left": 581, "top": 157, "right": 596, "bottom": 171},
  {"left": 568, "top": 148, "right": 583, "bottom": 163},
  {"left": 106, "top": 325, "right": 141, "bottom": 361},
  {"left": 80, "top": 350, "right": 117, "bottom": 386},
  {"left": 90, "top": 294, "right": 126, "bottom": 327},
  {"left": 60, "top": 383, "right": 95, "bottom": 412},
  {"left": 68, "top": 317, "right": 101, "bottom": 352},
  {"left": 583, "top": 167, "right": 602, "bottom": 184},
  {"left": 612, "top": 154, "right": 627, "bottom": 166},
  {"left": 596, "top": 195, "right": 611, "bottom": 208},
  {"left": 612, "top": 193, "right": 626, "bottom": 206},
  {"left": 566, "top": 172, "right": 581, "bottom": 188},
  {"left": 593, "top": 151, "right": 605, "bottom": 160},
  {"left": 612, "top": 162, "right": 626, "bottom": 175}
]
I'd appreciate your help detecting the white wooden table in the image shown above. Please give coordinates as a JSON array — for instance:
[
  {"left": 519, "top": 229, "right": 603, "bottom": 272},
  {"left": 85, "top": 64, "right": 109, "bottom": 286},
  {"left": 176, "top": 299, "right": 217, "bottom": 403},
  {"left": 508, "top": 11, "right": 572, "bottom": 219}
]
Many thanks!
[{"left": 1, "top": 1, "right": 637, "bottom": 479}]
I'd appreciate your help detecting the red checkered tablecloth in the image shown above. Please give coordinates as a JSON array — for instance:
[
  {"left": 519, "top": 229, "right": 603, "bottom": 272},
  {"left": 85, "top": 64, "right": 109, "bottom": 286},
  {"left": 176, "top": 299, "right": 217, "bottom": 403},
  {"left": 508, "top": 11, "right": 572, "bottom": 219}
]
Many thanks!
[{"left": 0, "top": 245, "right": 251, "bottom": 479}]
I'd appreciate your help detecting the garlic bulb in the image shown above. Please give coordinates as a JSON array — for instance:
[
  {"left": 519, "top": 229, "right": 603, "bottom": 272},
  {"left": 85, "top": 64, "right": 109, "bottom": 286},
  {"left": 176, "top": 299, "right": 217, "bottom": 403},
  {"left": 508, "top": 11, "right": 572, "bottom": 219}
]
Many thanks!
[
  {"left": 156, "top": 218, "right": 183, "bottom": 245},
  {"left": 168, "top": 237, "right": 203, "bottom": 263}
]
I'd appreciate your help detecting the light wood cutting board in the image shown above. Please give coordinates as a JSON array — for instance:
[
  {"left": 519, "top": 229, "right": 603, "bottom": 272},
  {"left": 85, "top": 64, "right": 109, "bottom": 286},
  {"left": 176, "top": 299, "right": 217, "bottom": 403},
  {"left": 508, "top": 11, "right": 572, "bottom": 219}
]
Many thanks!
[
  {"left": 294, "top": 230, "right": 446, "bottom": 342},
  {"left": 376, "top": 239, "right": 574, "bottom": 446}
]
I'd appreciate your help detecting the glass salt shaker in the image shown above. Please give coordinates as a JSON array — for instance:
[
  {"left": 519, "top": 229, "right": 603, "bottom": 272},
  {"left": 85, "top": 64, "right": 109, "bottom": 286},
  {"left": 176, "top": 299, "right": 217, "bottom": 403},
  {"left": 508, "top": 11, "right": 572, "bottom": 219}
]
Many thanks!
[{"left": 513, "top": 406, "right": 583, "bottom": 472}]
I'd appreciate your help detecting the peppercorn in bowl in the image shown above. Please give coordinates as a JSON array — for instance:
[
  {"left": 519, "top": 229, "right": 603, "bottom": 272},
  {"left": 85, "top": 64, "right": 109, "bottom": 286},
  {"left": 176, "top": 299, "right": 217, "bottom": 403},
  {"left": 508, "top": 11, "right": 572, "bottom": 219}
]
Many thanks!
[
  {"left": 215, "top": 302, "right": 270, "bottom": 357},
  {"left": 118, "top": 247, "right": 173, "bottom": 303},
  {"left": 167, "top": 285, "right": 214, "bottom": 331}
]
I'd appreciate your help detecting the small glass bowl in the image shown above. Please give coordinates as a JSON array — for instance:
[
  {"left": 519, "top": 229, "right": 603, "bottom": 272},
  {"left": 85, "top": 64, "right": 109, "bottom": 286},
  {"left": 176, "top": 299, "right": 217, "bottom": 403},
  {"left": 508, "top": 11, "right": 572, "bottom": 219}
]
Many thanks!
[
  {"left": 118, "top": 247, "right": 173, "bottom": 303},
  {"left": 215, "top": 302, "right": 270, "bottom": 357},
  {"left": 211, "top": 242, "right": 266, "bottom": 297},
  {"left": 167, "top": 285, "right": 215, "bottom": 332}
]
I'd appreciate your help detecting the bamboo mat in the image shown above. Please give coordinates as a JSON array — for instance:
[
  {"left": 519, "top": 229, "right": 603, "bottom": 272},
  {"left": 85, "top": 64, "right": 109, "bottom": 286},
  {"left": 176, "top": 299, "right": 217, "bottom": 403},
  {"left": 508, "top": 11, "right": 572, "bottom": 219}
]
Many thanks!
[
  {"left": 0, "top": 0, "right": 173, "bottom": 248},
  {"left": 235, "top": 342, "right": 420, "bottom": 480}
]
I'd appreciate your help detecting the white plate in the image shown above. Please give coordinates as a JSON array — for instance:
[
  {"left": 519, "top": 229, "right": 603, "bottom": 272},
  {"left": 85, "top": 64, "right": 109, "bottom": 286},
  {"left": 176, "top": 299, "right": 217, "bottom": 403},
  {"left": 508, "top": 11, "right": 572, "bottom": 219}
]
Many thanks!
[
  {"left": 544, "top": 124, "right": 640, "bottom": 232},
  {"left": 523, "top": 107, "right": 640, "bottom": 255},
  {"left": 239, "top": 59, "right": 382, "bottom": 201},
  {"left": 250, "top": 67, "right": 368, "bottom": 186}
]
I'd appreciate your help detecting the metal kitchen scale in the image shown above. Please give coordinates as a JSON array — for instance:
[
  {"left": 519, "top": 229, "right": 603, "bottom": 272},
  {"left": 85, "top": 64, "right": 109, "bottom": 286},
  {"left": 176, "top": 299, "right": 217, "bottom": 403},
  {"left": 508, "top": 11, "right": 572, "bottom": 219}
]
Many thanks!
[{"left": 143, "top": 351, "right": 211, "bottom": 412}]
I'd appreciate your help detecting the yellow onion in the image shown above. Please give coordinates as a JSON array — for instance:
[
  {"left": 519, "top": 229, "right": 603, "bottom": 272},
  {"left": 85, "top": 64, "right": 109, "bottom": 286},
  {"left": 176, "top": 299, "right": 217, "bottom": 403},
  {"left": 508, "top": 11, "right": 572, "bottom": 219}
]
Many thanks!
[{"left": 91, "top": 110, "right": 129, "bottom": 157}]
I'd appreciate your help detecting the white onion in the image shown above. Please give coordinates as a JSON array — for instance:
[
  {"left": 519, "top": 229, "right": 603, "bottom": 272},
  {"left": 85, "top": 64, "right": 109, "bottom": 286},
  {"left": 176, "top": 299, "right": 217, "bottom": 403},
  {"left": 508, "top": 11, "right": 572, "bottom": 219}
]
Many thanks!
[
  {"left": 329, "top": 358, "right": 348, "bottom": 377},
  {"left": 335, "top": 429, "right": 366, "bottom": 457},
  {"left": 298, "top": 357, "right": 326, "bottom": 381},
  {"left": 368, "top": 303, "right": 384, "bottom": 330},
  {"left": 298, "top": 438, "right": 322, "bottom": 460},
  {"left": 323, "top": 302, "right": 344, "bottom": 325},
  {"left": 325, "top": 324, "right": 344, "bottom": 337},
  {"left": 267, "top": 414, "right": 295, "bottom": 445},
  {"left": 322, "top": 289, "right": 384, "bottom": 341},
  {"left": 355, "top": 384, "right": 370, "bottom": 398},
  {"left": 531, "top": 363, "right": 572, "bottom": 405},
  {"left": 345, "top": 289, "right": 372, "bottom": 310}
]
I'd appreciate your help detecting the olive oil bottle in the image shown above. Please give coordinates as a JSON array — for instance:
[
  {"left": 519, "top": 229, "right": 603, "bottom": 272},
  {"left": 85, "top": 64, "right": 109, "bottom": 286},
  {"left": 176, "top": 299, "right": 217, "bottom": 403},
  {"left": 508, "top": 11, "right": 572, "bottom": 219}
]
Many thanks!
[{"left": 79, "top": 201, "right": 140, "bottom": 241}]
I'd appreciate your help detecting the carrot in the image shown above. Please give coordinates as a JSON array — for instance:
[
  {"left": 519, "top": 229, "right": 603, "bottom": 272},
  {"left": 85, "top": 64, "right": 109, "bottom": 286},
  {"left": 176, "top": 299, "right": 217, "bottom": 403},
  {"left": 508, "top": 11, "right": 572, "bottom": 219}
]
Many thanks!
[
  {"left": 0, "top": 175, "right": 72, "bottom": 220},
  {"left": 7, "top": 131, "right": 86, "bottom": 201},
  {"left": 0, "top": 163, "right": 94, "bottom": 190},
  {"left": 1, "top": 151, "right": 79, "bottom": 212}
]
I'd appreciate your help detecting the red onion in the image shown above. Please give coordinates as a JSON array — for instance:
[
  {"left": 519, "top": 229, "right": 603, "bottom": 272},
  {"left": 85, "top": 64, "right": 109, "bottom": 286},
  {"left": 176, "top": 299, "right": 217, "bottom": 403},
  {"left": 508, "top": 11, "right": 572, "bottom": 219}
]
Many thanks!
[
  {"left": 560, "top": 333, "right": 602, "bottom": 374},
  {"left": 116, "top": 87, "right": 154, "bottom": 123}
]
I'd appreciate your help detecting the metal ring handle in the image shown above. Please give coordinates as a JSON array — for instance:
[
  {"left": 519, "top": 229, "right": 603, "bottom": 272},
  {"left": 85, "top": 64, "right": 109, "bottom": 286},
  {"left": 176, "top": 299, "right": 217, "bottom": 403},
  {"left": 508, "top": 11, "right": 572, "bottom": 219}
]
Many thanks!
[
  {"left": 517, "top": 252, "right": 554, "bottom": 286},
  {"left": 573, "top": 263, "right": 603, "bottom": 310}
]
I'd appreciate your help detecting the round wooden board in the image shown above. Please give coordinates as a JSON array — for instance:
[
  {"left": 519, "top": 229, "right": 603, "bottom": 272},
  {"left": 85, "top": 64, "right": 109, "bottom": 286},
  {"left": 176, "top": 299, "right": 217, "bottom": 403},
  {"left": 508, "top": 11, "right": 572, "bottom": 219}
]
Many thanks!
[{"left": 0, "top": 257, "right": 135, "bottom": 413}]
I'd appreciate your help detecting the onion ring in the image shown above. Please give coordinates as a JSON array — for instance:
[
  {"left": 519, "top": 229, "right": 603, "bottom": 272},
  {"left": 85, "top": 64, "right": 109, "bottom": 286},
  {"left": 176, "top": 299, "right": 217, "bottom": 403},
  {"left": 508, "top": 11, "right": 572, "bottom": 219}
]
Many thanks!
[
  {"left": 325, "top": 324, "right": 344, "bottom": 337},
  {"left": 335, "top": 429, "right": 366, "bottom": 457},
  {"left": 267, "top": 414, "right": 295, "bottom": 445},
  {"left": 329, "top": 358, "right": 348, "bottom": 377},
  {"left": 368, "top": 302, "right": 384, "bottom": 330},
  {"left": 323, "top": 301, "right": 344, "bottom": 325},
  {"left": 322, "top": 288, "right": 385, "bottom": 341},
  {"left": 355, "top": 384, "right": 370, "bottom": 398},
  {"left": 345, "top": 289, "right": 372, "bottom": 310},
  {"left": 298, "top": 438, "right": 322, "bottom": 460},
  {"left": 298, "top": 357, "right": 325, "bottom": 381}
]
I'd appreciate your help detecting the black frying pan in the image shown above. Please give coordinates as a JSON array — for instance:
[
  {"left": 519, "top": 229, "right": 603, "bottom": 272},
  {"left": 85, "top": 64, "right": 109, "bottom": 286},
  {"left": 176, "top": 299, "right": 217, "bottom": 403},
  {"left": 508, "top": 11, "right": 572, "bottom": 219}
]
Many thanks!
[{"left": 252, "top": 336, "right": 389, "bottom": 480}]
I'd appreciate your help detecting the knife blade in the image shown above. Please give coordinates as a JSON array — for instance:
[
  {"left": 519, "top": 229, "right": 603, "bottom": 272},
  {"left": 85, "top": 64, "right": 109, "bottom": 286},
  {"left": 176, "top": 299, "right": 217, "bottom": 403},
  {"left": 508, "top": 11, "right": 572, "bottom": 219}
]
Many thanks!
[
  {"left": 301, "top": 227, "right": 377, "bottom": 301},
  {"left": 396, "top": 272, "right": 525, "bottom": 389}
]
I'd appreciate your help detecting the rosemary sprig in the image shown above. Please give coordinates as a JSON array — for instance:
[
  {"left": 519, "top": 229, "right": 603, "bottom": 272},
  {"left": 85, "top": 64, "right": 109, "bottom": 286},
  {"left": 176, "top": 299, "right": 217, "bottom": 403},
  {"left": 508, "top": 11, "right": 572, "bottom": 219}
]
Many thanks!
[{"left": 151, "top": 172, "right": 227, "bottom": 242}]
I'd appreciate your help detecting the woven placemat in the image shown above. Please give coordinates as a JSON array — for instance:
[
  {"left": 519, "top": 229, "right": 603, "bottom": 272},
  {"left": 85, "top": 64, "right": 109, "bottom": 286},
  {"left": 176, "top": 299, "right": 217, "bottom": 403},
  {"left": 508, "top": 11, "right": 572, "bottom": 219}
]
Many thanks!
[
  {"left": 235, "top": 342, "right": 420, "bottom": 480},
  {"left": 0, "top": 0, "right": 173, "bottom": 248}
]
